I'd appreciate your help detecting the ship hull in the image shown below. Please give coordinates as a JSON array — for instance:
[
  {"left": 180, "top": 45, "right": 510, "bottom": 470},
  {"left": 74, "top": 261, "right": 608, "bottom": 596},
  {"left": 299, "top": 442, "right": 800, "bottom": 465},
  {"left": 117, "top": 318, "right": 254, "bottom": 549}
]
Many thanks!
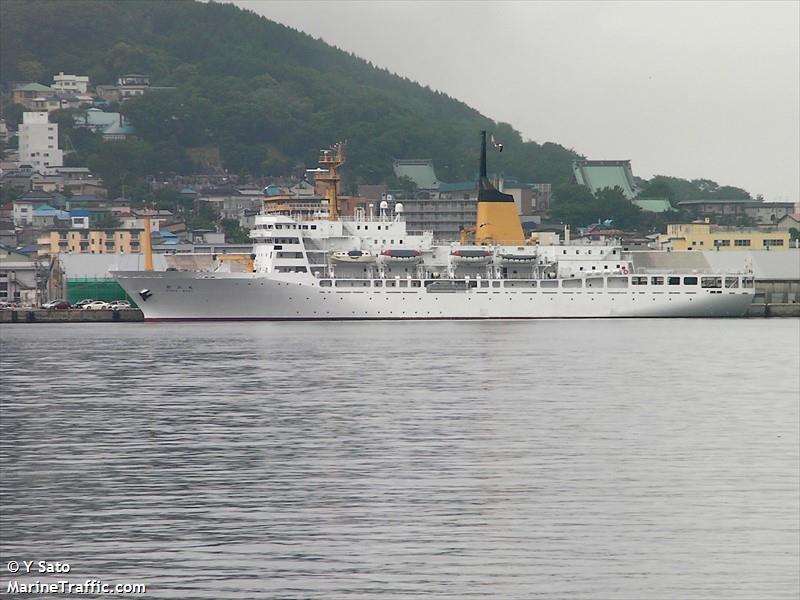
[{"left": 115, "top": 271, "right": 755, "bottom": 321}]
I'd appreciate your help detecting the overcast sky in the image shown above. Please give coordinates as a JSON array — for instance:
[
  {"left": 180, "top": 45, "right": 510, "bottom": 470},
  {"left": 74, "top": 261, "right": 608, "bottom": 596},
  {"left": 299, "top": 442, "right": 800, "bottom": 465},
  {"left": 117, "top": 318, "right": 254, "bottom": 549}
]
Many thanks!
[{"left": 235, "top": 0, "right": 799, "bottom": 201}]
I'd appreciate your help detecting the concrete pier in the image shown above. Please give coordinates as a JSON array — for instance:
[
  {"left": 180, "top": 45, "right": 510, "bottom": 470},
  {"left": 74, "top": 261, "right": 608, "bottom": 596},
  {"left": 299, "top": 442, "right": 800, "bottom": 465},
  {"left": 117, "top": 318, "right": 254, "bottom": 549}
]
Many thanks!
[{"left": 0, "top": 309, "right": 144, "bottom": 323}]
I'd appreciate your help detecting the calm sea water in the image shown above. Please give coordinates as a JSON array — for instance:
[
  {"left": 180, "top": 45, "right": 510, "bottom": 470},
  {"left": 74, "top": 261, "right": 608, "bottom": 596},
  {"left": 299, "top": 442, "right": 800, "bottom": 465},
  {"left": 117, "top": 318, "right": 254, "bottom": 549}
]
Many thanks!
[{"left": 1, "top": 320, "right": 798, "bottom": 599}]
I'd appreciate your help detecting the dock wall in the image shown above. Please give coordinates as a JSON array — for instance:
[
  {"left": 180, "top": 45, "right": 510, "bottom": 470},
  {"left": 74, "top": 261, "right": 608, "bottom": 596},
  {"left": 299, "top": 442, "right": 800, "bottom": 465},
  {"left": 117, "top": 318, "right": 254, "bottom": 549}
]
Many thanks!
[{"left": 0, "top": 309, "right": 144, "bottom": 323}]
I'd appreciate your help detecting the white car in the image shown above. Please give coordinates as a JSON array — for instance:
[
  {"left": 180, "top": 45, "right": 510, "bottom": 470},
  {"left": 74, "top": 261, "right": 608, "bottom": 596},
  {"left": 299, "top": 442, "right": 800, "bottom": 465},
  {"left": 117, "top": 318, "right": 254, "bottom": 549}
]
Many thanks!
[
  {"left": 83, "top": 301, "right": 111, "bottom": 310},
  {"left": 109, "top": 300, "right": 132, "bottom": 309}
]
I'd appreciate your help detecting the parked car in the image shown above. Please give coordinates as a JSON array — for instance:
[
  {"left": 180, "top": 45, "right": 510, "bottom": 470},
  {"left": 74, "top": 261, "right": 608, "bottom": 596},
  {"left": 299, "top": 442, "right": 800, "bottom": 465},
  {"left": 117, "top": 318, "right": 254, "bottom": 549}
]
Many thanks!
[
  {"left": 74, "top": 298, "right": 95, "bottom": 308},
  {"left": 42, "top": 300, "right": 71, "bottom": 310},
  {"left": 83, "top": 301, "right": 111, "bottom": 310},
  {"left": 0, "top": 301, "right": 12, "bottom": 310},
  {"left": 109, "top": 300, "right": 132, "bottom": 309}
]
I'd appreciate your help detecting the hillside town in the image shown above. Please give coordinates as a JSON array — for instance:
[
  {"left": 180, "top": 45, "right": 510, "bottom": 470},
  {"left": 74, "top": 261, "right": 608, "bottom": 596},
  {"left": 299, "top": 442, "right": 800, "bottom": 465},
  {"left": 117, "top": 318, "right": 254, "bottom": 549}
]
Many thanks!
[{"left": 1, "top": 71, "right": 798, "bottom": 309}]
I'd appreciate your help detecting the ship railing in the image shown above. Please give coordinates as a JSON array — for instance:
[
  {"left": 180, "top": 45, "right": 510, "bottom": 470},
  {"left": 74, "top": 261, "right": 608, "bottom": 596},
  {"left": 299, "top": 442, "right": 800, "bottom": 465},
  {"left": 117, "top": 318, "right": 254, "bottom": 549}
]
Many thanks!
[{"left": 632, "top": 267, "right": 754, "bottom": 276}]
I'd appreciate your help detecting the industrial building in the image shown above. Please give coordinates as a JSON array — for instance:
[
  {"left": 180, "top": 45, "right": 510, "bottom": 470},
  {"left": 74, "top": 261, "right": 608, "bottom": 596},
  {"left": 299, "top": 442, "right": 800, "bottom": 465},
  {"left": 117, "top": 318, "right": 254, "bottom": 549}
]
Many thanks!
[{"left": 657, "top": 222, "right": 790, "bottom": 251}]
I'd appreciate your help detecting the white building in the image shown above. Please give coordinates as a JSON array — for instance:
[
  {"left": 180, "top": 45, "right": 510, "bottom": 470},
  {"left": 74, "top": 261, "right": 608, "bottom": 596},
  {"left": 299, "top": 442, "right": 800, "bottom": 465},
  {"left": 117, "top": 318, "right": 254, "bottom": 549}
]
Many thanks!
[
  {"left": 52, "top": 72, "right": 90, "bottom": 94},
  {"left": 12, "top": 199, "right": 35, "bottom": 226},
  {"left": 18, "top": 112, "right": 63, "bottom": 174}
]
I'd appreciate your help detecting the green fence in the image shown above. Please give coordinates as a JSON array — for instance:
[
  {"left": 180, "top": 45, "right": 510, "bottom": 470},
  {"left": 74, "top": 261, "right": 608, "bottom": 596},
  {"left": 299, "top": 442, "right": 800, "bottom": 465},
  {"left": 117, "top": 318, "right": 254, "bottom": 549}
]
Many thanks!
[{"left": 66, "top": 278, "right": 137, "bottom": 306}]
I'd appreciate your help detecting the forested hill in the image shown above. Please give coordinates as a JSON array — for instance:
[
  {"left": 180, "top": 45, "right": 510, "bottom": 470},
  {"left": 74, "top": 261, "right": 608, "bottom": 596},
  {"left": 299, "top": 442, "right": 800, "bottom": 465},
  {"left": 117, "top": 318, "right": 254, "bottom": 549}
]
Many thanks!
[{"left": 0, "top": 0, "right": 579, "bottom": 185}]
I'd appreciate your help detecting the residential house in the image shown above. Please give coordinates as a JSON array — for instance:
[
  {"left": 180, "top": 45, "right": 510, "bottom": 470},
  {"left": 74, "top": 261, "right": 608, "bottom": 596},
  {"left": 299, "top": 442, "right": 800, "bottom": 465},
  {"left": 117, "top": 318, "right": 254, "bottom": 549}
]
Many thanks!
[
  {"left": 74, "top": 109, "right": 136, "bottom": 140},
  {"left": 774, "top": 213, "right": 800, "bottom": 232},
  {"left": 500, "top": 179, "right": 552, "bottom": 215},
  {"left": 117, "top": 74, "right": 150, "bottom": 100},
  {"left": 30, "top": 173, "right": 64, "bottom": 193},
  {"left": 11, "top": 83, "right": 53, "bottom": 108},
  {"left": 51, "top": 72, "right": 90, "bottom": 95},
  {"left": 70, "top": 209, "right": 90, "bottom": 229},
  {"left": 31, "top": 204, "right": 70, "bottom": 228},
  {"left": 12, "top": 198, "right": 35, "bottom": 226},
  {"left": 0, "top": 218, "right": 16, "bottom": 247},
  {"left": 0, "top": 243, "right": 40, "bottom": 304}
]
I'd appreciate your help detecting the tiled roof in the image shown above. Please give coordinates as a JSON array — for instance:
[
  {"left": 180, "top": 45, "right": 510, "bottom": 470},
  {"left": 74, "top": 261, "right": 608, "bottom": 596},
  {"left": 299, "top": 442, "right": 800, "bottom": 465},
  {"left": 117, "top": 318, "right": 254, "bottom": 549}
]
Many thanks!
[
  {"left": 13, "top": 83, "right": 52, "bottom": 92},
  {"left": 392, "top": 159, "right": 439, "bottom": 190},
  {"left": 438, "top": 181, "right": 476, "bottom": 192},
  {"left": 633, "top": 198, "right": 674, "bottom": 213},
  {"left": 573, "top": 160, "right": 638, "bottom": 199}
]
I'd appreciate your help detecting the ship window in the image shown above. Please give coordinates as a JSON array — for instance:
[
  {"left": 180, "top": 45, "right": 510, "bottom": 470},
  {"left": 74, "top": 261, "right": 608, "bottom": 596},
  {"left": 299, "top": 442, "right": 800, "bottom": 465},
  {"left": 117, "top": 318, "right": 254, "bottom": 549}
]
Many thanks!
[
  {"left": 364, "top": 226, "right": 368, "bottom": 230},
  {"left": 586, "top": 277, "right": 603, "bottom": 288},
  {"left": 374, "top": 280, "right": 383, "bottom": 287},
  {"left": 683, "top": 277, "right": 698, "bottom": 285},
  {"left": 302, "top": 225, "right": 308, "bottom": 230},
  {"left": 480, "top": 281, "right": 490, "bottom": 288},
  {"left": 563, "top": 279, "right": 581, "bottom": 288},
  {"left": 492, "top": 281, "right": 501, "bottom": 288},
  {"left": 411, "top": 280, "right": 421, "bottom": 287},
  {"left": 631, "top": 276, "right": 647, "bottom": 285},
  {"left": 651, "top": 276, "right": 664, "bottom": 285},
  {"left": 320, "top": 280, "right": 332, "bottom": 287},
  {"left": 668, "top": 277, "right": 681, "bottom": 285},
  {"left": 541, "top": 280, "right": 558, "bottom": 289},
  {"left": 742, "top": 278, "right": 754, "bottom": 288},
  {"left": 399, "top": 280, "right": 408, "bottom": 288},
  {"left": 357, "top": 225, "right": 360, "bottom": 230},
  {"left": 608, "top": 277, "right": 628, "bottom": 289},
  {"left": 386, "top": 280, "right": 397, "bottom": 287},
  {"left": 311, "top": 225, "right": 317, "bottom": 230},
  {"left": 701, "top": 277, "right": 722, "bottom": 288},
  {"left": 562, "top": 250, "right": 567, "bottom": 255},
  {"left": 725, "top": 277, "right": 739, "bottom": 288},
  {"left": 275, "top": 225, "right": 282, "bottom": 229}
]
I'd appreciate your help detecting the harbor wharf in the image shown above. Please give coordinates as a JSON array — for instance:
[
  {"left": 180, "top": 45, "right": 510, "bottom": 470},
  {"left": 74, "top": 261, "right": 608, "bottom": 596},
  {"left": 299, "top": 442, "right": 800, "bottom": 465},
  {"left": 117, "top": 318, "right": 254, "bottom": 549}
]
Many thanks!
[{"left": 0, "top": 309, "right": 144, "bottom": 323}]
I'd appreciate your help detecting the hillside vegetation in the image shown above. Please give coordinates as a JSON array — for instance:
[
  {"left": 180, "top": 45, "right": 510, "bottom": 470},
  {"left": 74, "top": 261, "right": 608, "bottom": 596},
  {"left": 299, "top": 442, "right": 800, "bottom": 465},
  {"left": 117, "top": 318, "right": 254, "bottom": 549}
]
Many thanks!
[
  {"left": 1, "top": 0, "right": 752, "bottom": 215},
  {"left": 1, "top": 0, "right": 578, "bottom": 186}
]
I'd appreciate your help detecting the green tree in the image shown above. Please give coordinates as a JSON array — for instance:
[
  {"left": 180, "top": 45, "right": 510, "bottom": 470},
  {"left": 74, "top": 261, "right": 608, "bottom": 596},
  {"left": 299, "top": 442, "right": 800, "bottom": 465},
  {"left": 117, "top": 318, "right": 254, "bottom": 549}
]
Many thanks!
[{"left": 221, "top": 218, "right": 250, "bottom": 243}]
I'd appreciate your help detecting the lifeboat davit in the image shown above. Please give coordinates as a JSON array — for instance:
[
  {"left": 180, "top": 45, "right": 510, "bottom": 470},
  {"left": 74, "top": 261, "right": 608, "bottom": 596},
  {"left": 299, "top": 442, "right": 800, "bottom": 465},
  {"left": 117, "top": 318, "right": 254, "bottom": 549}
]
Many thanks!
[
  {"left": 331, "top": 250, "right": 377, "bottom": 263},
  {"left": 380, "top": 249, "right": 423, "bottom": 264},
  {"left": 450, "top": 249, "right": 493, "bottom": 264}
]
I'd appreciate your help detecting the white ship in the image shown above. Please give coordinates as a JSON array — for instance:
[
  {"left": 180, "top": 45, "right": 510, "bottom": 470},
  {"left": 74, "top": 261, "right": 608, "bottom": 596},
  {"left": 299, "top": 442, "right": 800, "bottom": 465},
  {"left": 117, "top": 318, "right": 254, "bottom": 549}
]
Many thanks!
[{"left": 114, "top": 133, "right": 755, "bottom": 320}]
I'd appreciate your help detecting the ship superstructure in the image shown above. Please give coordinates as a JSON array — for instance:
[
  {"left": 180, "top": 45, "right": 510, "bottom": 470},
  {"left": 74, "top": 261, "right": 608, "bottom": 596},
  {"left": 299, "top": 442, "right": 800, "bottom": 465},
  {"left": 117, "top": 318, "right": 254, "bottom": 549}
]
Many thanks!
[{"left": 114, "top": 133, "right": 755, "bottom": 320}]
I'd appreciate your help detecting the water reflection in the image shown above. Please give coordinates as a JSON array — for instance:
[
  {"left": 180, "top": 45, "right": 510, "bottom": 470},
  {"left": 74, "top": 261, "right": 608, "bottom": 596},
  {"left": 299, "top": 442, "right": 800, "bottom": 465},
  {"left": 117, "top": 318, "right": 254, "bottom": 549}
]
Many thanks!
[{"left": 1, "top": 320, "right": 798, "bottom": 599}]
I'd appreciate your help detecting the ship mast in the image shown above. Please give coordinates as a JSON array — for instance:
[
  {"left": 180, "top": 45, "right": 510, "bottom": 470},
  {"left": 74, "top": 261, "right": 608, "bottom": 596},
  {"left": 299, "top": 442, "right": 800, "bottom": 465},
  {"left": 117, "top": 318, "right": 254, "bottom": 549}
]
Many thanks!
[{"left": 316, "top": 141, "right": 346, "bottom": 221}]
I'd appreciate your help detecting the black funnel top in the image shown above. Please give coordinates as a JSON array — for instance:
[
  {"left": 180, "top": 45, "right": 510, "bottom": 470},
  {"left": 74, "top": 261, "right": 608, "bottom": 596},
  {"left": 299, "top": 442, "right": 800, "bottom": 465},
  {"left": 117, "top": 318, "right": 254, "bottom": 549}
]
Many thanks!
[{"left": 478, "top": 130, "right": 514, "bottom": 203}]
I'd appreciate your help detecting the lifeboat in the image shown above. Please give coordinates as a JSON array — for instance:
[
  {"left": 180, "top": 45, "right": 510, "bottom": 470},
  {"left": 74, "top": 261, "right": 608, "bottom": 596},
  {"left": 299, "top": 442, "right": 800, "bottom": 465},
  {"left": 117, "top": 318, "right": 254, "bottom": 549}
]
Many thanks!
[
  {"left": 380, "top": 249, "right": 423, "bottom": 264},
  {"left": 498, "top": 253, "right": 536, "bottom": 263},
  {"left": 330, "top": 250, "right": 377, "bottom": 263},
  {"left": 450, "top": 249, "right": 493, "bottom": 264}
]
